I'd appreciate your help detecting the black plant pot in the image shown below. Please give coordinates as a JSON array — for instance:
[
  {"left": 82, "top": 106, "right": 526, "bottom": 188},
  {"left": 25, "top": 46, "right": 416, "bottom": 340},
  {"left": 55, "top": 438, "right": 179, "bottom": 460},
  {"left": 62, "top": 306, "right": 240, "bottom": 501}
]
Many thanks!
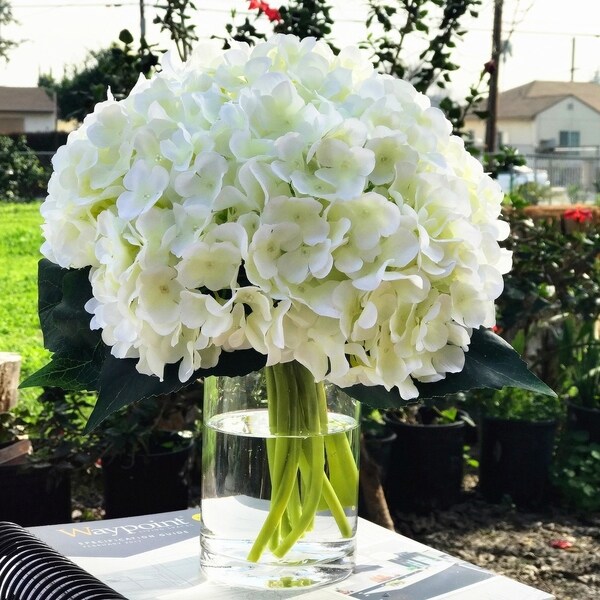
[
  {"left": 363, "top": 428, "right": 397, "bottom": 480},
  {"left": 102, "top": 434, "right": 193, "bottom": 519},
  {"left": 0, "top": 463, "right": 71, "bottom": 526},
  {"left": 383, "top": 417, "right": 465, "bottom": 513},
  {"left": 479, "top": 417, "right": 557, "bottom": 508},
  {"left": 566, "top": 402, "right": 600, "bottom": 444}
]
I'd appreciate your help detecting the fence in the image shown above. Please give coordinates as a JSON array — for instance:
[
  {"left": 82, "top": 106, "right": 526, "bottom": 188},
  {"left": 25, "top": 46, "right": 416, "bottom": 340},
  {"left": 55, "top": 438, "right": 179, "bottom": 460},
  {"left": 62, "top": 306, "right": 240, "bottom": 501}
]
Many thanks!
[{"left": 523, "top": 152, "right": 600, "bottom": 202}]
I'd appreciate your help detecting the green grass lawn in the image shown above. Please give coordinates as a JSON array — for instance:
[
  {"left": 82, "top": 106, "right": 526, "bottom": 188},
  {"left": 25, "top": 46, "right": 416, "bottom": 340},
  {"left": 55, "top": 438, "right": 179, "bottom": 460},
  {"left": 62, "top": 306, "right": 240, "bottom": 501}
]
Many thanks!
[{"left": 0, "top": 201, "right": 50, "bottom": 407}]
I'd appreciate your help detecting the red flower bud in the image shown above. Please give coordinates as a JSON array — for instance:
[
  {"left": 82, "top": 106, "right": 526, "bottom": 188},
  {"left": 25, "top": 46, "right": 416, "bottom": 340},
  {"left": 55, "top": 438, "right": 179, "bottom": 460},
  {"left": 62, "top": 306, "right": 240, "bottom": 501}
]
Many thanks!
[{"left": 484, "top": 60, "right": 496, "bottom": 75}]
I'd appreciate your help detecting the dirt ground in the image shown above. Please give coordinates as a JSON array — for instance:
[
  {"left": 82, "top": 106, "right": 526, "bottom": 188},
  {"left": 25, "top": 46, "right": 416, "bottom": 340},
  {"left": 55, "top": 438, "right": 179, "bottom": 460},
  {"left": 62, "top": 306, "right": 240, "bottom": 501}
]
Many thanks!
[{"left": 391, "top": 475, "right": 600, "bottom": 600}]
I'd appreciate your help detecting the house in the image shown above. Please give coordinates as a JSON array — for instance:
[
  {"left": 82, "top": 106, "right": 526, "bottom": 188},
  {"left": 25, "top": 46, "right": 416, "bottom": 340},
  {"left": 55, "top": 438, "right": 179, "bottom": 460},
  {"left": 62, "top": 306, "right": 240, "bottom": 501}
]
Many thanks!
[
  {"left": 0, "top": 86, "right": 56, "bottom": 134},
  {"left": 465, "top": 81, "right": 600, "bottom": 154}
]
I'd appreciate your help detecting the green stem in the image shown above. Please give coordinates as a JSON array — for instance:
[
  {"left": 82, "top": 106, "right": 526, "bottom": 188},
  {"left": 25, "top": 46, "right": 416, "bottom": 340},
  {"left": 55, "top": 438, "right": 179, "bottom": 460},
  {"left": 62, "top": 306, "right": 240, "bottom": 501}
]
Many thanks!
[
  {"left": 246, "top": 361, "right": 358, "bottom": 563},
  {"left": 247, "top": 437, "right": 300, "bottom": 563},
  {"left": 274, "top": 435, "right": 324, "bottom": 557},
  {"left": 299, "top": 449, "right": 353, "bottom": 538}
]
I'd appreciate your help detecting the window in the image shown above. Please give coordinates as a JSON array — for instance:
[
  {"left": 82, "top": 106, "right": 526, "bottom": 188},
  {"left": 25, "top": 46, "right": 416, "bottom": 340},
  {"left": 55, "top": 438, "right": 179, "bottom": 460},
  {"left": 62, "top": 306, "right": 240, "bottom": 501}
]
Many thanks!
[{"left": 559, "top": 130, "right": 580, "bottom": 147}]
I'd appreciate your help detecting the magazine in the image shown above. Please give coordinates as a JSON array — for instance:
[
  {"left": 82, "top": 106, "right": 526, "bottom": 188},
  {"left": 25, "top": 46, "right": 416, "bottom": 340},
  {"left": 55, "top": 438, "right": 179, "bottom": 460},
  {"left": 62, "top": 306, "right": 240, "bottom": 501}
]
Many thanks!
[{"left": 24, "top": 503, "right": 553, "bottom": 600}]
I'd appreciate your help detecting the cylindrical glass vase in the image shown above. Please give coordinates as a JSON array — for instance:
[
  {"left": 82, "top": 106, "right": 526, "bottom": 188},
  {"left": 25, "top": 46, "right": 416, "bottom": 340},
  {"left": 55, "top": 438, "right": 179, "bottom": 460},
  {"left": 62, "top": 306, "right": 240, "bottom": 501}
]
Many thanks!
[{"left": 200, "top": 361, "right": 360, "bottom": 590}]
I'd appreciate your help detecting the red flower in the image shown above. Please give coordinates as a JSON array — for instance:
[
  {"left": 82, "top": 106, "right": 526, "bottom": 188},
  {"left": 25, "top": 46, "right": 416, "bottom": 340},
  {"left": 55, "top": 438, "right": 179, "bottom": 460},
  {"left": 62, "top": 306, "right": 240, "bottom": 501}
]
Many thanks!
[
  {"left": 248, "top": 0, "right": 281, "bottom": 21},
  {"left": 550, "top": 539, "right": 574, "bottom": 550},
  {"left": 564, "top": 207, "right": 593, "bottom": 223},
  {"left": 263, "top": 5, "right": 282, "bottom": 21}
]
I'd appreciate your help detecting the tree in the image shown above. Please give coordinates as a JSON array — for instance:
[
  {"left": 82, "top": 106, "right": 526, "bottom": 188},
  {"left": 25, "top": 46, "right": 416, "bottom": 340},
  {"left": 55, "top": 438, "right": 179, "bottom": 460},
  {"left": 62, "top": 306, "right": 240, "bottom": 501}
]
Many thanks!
[
  {"left": 38, "top": 30, "right": 157, "bottom": 122},
  {"left": 0, "top": 1, "right": 20, "bottom": 62},
  {"left": 363, "top": 0, "right": 481, "bottom": 94}
]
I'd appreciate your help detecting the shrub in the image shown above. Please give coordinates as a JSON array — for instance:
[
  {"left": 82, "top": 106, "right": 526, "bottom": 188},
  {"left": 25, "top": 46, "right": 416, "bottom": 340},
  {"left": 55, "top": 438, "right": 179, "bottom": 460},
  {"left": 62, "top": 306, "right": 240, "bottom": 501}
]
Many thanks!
[
  {"left": 0, "top": 136, "right": 49, "bottom": 201},
  {"left": 552, "top": 431, "right": 600, "bottom": 512}
]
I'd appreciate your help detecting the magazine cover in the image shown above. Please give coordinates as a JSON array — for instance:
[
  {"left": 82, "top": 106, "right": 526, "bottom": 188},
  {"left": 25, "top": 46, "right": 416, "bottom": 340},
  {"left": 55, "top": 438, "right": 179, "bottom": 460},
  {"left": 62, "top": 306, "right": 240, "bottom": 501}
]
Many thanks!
[{"left": 26, "top": 506, "right": 554, "bottom": 600}]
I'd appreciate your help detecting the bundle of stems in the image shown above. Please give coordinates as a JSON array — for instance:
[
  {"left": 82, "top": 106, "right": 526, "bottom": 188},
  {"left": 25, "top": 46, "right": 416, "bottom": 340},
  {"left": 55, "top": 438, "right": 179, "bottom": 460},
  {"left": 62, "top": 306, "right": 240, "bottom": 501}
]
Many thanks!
[{"left": 247, "top": 361, "right": 359, "bottom": 562}]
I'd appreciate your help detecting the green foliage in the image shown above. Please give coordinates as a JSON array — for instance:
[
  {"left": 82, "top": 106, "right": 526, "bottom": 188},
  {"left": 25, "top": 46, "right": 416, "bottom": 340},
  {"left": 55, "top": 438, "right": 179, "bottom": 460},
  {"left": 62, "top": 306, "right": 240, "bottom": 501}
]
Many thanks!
[
  {"left": 213, "top": 9, "right": 268, "bottom": 49},
  {"left": 485, "top": 145, "right": 526, "bottom": 178},
  {"left": 557, "top": 319, "right": 600, "bottom": 409},
  {"left": 437, "top": 66, "right": 489, "bottom": 141},
  {"left": 14, "top": 388, "right": 96, "bottom": 468},
  {"left": 498, "top": 208, "right": 600, "bottom": 364},
  {"left": 153, "top": 0, "right": 198, "bottom": 62},
  {"left": 552, "top": 431, "right": 600, "bottom": 512},
  {"left": 0, "top": 202, "right": 50, "bottom": 406},
  {"left": 362, "top": 0, "right": 481, "bottom": 94},
  {"left": 94, "top": 392, "right": 199, "bottom": 459},
  {"left": 273, "top": 0, "right": 335, "bottom": 43},
  {"left": 477, "top": 386, "right": 564, "bottom": 422},
  {"left": 0, "top": 136, "right": 48, "bottom": 201},
  {"left": 0, "top": 1, "right": 19, "bottom": 62},
  {"left": 38, "top": 31, "right": 158, "bottom": 122}
]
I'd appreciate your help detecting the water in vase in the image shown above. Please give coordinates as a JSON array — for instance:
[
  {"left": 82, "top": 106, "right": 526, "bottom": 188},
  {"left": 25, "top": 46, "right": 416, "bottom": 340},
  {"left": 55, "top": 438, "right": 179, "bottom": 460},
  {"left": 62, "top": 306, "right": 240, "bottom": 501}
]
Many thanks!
[{"left": 200, "top": 408, "right": 359, "bottom": 590}]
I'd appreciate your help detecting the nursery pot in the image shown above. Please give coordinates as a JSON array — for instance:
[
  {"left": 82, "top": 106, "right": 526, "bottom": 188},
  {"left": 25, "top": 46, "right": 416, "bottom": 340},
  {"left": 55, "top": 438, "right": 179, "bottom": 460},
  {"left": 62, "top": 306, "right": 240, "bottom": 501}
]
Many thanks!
[
  {"left": 0, "top": 459, "right": 71, "bottom": 527},
  {"left": 479, "top": 417, "right": 557, "bottom": 508},
  {"left": 200, "top": 363, "right": 360, "bottom": 591},
  {"left": 363, "top": 428, "right": 397, "bottom": 480},
  {"left": 383, "top": 416, "right": 465, "bottom": 513},
  {"left": 102, "top": 432, "right": 193, "bottom": 519},
  {"left": 566, "top": 402, "right": 600, "bottom": 444}
]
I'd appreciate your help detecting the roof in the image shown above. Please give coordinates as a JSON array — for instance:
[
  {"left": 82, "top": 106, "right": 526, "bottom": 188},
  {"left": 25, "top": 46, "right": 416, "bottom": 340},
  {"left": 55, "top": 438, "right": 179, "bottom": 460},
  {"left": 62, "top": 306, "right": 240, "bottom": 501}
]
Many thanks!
[
  {"left": 0, "top": 86, "right": 55, "bottom": 113},
  {"left": 497, "top": 81, "right": 600, "bottom": 119}
]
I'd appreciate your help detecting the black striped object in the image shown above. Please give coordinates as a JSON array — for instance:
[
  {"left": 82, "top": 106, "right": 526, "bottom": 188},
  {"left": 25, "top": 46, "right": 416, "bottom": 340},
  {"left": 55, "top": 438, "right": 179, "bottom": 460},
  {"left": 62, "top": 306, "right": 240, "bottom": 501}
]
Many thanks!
[{"left": 0, "top": 522, "right": 126, "bottom": 599}]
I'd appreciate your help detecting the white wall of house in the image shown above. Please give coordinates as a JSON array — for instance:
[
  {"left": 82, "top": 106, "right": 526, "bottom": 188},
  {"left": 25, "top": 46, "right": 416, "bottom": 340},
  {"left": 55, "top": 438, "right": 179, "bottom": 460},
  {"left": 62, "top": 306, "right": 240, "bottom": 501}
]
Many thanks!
[
  {"left": 535, "top": 97, "right": 600, "bottom": 150},
  {"left": 24, "top": 113, "right": 55, "bottom": 132},
  {"left": 464, "top": 117, "right": 536, "bottom": 153},
  {"left": 497, "top": 119, "right": 536, "bottom": 153}
]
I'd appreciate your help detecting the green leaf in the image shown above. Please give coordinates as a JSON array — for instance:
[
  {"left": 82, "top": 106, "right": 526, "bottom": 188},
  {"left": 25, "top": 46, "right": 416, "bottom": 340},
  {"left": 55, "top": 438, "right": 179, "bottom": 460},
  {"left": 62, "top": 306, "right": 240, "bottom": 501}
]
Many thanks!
[
  {"left": 85, "top": 349, "right": 267, "bottom": 432},
  {"left": 20, "top": 348, "right": 105, "bottom": 391},
  {"left": 37, "top": 259, "right": 101, "bottom": 355},
  {"left": 118, "top": 29, "right": 134, "bottom": 45},
  {"left": 344, "top": 328, "right": 555, "bottom": 410}
]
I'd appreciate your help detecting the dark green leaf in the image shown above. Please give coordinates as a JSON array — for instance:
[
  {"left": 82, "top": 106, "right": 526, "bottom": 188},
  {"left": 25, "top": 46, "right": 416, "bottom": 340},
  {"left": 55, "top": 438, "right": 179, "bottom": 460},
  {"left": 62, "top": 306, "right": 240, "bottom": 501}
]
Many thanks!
[
  {"left": 118, "top": 29, "right": 134, "bottom": 45},
  {"left": 85, "top": 348, "right": 267, "bottom": 431},
  {"left": 20, "top": 350, "right": 105, "bottom": 391},
  {"left": 37, "top": 259, "right": 101, "bottom": 355}
]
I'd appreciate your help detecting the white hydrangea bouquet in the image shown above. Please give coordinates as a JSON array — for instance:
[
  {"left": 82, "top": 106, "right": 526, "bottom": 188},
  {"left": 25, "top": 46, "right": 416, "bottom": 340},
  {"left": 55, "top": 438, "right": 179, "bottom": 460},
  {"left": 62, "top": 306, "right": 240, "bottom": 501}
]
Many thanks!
[{"left": 24, "top": 35, "right": 551, "bottom": 565}]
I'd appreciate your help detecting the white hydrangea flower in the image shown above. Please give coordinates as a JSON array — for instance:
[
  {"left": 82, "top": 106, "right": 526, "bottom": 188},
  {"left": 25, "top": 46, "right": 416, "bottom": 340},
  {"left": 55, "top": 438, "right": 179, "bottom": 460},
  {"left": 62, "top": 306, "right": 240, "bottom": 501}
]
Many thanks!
[{"left": 41, "top": 34, "right": 511, "bottom": 398}]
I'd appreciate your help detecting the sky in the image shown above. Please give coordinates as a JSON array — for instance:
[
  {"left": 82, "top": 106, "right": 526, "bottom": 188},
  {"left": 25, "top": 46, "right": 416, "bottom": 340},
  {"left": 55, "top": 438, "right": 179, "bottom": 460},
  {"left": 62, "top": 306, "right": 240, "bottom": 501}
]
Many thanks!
[{"left": 0, "top": 0, "right": 599, "bottom": 100}]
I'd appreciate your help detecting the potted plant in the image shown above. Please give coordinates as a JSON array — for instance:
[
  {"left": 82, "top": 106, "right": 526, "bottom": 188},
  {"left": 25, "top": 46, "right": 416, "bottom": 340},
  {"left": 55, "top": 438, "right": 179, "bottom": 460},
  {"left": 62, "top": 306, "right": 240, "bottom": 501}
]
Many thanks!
[
  {"left": 96, "top": 391, "right": 199, "bottom": 519},
  {"left": 477, "top": 386, "right": 563, "bottom": 508},
  {"left": 558, "top": 319, "right": 600, "bottom": 443},
  {"left": 0, "top": 388, "right": 93, "bottom": 526},
  {"left": 382, "top": 400, "right": 475, "bottom": 513}
]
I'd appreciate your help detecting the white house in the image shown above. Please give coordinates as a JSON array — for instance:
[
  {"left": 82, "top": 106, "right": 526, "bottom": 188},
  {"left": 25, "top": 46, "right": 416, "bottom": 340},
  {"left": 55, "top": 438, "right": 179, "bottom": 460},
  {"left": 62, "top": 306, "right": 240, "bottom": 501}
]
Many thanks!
[
  {"left": 0, "top": 87, "right": 56, "bottom": 134},
  {"left": 465, "top": 81, "right": 600, "bottom": 154}
]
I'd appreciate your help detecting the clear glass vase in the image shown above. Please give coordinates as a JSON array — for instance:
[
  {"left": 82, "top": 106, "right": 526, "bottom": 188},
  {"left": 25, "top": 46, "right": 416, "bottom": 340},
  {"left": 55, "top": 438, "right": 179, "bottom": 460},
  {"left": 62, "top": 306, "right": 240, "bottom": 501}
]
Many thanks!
[{"left": 200, "top": 361, "right": 360, "bottom": 590}]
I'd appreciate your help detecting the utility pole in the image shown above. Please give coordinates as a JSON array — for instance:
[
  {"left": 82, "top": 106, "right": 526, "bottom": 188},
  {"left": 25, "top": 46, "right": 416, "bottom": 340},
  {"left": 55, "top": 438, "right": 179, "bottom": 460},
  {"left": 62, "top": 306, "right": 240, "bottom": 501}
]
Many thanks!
[
  {"left": 485, "top": 0, "right": 503, "bottom": 154},
  {"left": 139, "top": 0, "right": 146, "bottom": 45},
  {"left": 570, "top": 37, "right": 576, "bottom": 81}
]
